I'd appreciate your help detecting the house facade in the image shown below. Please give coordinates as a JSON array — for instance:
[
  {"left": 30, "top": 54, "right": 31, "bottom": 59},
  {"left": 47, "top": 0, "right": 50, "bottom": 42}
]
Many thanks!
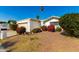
[
  {"left": 17, "top": 16, "right": 60, "bottom": 32},
  {"left": 41, "top": 16, "right": 60, "bottom": 29},
  {"left": 17, "top": 18, "right": 41, "bottom": 32}
]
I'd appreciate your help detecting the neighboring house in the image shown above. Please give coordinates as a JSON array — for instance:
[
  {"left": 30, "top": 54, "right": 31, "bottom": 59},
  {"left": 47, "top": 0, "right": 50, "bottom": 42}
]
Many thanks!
[
  {"left": 41, "top": 16, "right": 60, "bottom": 29},
  {"left": 17, "top": 18, "right": 41, "bottom": 32},
  {"left": 0, "top": 21, "right": 8, "bottom": 39},
  {"left": 0, "top": 21, "right": 8, "bottom": 31}
]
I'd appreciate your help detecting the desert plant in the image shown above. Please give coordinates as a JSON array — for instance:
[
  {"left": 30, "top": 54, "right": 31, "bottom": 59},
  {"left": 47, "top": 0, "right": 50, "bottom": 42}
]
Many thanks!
[
  {"left": 40, "top": 26, "right": 47, "bottom": 31},
  {"left": 47, "top": 25, "right": 55, "bottom": 32},
  {"left": 59, "top": 13, "right": 79, "bottom": 37},
  {"left": 56, "top": 27, "right": 61, "bottom": 32},
  {"left": 9, "top": 24, "right": 18, "bottom": 30},
  {"left": 31, "top": 28, "right": 42, "bottom": 33},
  {"left": 16, "top": 27, "right": 26, "bottom": 35}
]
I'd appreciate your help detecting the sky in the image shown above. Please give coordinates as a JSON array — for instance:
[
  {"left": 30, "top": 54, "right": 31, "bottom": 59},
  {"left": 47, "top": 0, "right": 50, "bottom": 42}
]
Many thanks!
[{"left": 0, "top": 6, "right": 79, "bottom": 21}]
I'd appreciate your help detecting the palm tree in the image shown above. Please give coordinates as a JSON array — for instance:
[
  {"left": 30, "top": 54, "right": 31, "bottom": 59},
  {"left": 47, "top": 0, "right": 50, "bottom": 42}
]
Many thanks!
[
  {"left": 40, "top": 6, "right": 44, "bottom": 12},
  {"left": 36, "top": 6, "right": 44, "bottom": 20},
  {"left": 36, "top": 15, "right": 40, "bottom": 20}
]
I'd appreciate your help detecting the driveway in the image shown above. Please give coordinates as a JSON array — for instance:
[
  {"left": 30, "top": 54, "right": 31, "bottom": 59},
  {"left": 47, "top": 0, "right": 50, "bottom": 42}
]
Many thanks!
[{"left": 1, "top": 31, "right": 79, "bottom": 52}]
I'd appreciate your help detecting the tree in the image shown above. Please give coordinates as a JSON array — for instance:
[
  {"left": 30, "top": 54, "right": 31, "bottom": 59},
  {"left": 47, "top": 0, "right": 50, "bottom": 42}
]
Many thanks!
[
  {"left": 8, "top": 20, "right": 18, "bottom": 31},
  {"left": 8, "top": 20, "right": 17, "bottom": 24},
  {"left": 35, "top": 6, "right": 44, "bottom": 20},
  {"left": 59, "top": 13, "right": 79, "bottom": 37},
  {"left": 36, "top": 15, "right": 40, "bottom": 19},
  {"left": 40, "top": 6, "right": 44, "bottom": 12}
]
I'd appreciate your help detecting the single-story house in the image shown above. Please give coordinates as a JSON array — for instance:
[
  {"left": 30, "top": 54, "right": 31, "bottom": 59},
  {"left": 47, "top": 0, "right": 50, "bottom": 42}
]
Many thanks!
[
  {"left": 41, "top": 16, "right": 60, "bottom": 29},
  {"left": 17, "top": 18, "right": 41, "bottom": 32},
  {"left": 17, "top": 16, "right": 60, "bottom": 32}
]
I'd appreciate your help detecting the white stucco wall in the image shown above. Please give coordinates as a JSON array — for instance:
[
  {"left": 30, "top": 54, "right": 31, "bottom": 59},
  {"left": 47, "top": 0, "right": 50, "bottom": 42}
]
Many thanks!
[
  {"left": 17, "top": 18, "right": 31, "bottom": 32},
  {"left": 44, "top": 19, "right": 59, "bottom": 26},
  {"left": 17, "top": 18, "right": 41, "bottom": 32},
  {"left": 30, "top": 21, "right": 41, "bottom": 31},
  {"left": 41, "top": 20, "right": 44, "bottom": 26},
  {"left": 18, "top": 23, "right": 29, "bottom": 32}
]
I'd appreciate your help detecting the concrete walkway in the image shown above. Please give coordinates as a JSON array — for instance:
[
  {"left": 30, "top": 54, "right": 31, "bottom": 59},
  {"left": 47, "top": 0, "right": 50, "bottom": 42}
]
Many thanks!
[
  {"left": 7, "top": 30, "right": 17, "bottom": 37},
  {"left": 0, "top": 49, "right": 6, "bottom": 52}
]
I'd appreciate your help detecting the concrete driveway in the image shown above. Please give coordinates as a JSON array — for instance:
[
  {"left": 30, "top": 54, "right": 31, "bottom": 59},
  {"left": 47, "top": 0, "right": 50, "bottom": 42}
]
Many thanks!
[{"left": 7, "top": 30, "right": 17, "bottom": 37}]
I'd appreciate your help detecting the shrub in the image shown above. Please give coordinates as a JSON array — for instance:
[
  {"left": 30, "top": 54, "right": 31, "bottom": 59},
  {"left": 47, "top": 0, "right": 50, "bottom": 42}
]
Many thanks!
[
  {"left": 59, "top": 13, "right": 79, "bottom": 37},
  {"left": 8, "top": 20, "right": 18, "bottom": 31},
  {"left": 47, "top": 25, "right": 55, "bottom": 32},
  {"left": 31, "top": 28, "right": 42, "bottom": 33},
  {"left": 56, "top": 27, "right": 61, "bottom": 32},
  {"left": 9, "top": 24, "right": 18, "bottom": 31},
  {"left": 16, "top": 27, "right": 26, "bottom": 35},
  {"left": 40, "top": 26, "right": 47, "bottom": 31}
]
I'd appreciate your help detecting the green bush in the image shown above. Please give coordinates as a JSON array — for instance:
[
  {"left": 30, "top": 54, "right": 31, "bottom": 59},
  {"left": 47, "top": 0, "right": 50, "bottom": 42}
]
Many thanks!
[
  {"left": 59, "top": 13, "right": 79, "bottom": 37},
  {"left": 8, "top": 20, "right": 18, "bottom": 31},
  {"left": 56, "top": 27, "right": 61, "bottom": 32},
  {"left": 9, "top": 24, "right": 18, "bottom": 31}
]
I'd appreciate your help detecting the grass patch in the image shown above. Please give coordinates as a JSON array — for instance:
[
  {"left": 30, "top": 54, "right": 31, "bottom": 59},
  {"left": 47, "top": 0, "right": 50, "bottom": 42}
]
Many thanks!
[
  {"left": 27, "top": 36, "right": 40, "bottom": 51},
  {"left": 0, "top": 35, "right": 41, "bottom": 52}
]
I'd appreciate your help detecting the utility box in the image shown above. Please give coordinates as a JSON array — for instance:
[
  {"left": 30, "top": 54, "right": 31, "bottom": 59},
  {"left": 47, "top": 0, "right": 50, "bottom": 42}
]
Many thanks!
[{"left": 0, "top": 22, "right": 7, "bottom": 39}]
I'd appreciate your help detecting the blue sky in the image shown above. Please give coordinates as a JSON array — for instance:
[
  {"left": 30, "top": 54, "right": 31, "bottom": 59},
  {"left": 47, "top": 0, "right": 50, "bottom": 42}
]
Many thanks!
[{"left": 0, "top": 6, "right": 79, "bottom": 21}]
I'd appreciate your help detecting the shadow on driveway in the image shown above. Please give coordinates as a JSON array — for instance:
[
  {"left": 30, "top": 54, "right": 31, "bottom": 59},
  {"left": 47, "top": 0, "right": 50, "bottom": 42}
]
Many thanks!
[{"left": 2, "top": 40, "right": 18, "bottom": 49}]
